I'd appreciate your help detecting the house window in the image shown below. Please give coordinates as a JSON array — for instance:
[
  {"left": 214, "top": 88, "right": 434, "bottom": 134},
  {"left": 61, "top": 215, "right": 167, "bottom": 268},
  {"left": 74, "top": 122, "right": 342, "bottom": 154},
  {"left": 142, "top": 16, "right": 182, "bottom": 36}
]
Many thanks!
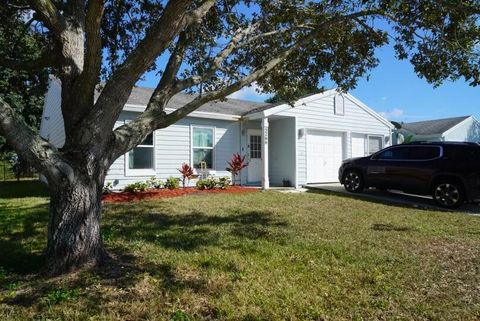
[
  {"left": 249, "top": 135, "right": 262, "bottom": 159},
  {"left": 368, "top": 135, "right": 383, "bottom": 155},
  {"left": 192, "top": 126, "right": 214, "bottom": 169},
  {"left": 334, "top": 94, "right": 345, "bottom": 115},
  {"left": 126, "top": 133, "right": 155, "bottom": 175}
]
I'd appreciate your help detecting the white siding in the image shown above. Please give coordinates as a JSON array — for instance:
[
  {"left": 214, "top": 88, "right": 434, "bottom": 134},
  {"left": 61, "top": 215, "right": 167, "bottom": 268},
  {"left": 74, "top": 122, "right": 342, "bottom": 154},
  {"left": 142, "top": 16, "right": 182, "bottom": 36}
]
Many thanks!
[
  {"left": 268, "top": 118, "right": 296, "bottom": 186},
  {"left": 273, "top": 93, "right": 391, "bottom": 186},
  {"left": 39, "top": 78, "right": 65, "bottom": 147},
  {"left": 106, "top": 112, "right": 241, "bottom": 189},
  {"left": 444, "top": 117, "right": 480, "bottom": 142}
]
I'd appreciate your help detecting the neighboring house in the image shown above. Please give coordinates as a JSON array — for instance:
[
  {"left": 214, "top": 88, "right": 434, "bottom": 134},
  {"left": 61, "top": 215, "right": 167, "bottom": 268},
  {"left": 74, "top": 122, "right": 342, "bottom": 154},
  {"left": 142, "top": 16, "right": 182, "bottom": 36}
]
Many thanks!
[
  {"left": 40, "top": 78, "right": 393, "bottom": 189},
  {"left": 394, "top": 116, "right": 480, "bottom": 144}
]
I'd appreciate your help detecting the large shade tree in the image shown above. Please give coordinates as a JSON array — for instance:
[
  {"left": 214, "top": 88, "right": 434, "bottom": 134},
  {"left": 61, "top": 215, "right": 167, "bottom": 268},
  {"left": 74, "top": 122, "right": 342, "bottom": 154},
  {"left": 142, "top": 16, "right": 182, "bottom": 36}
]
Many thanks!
[{"left": 0, "top": 0, "right": 479, "bottom": 274}]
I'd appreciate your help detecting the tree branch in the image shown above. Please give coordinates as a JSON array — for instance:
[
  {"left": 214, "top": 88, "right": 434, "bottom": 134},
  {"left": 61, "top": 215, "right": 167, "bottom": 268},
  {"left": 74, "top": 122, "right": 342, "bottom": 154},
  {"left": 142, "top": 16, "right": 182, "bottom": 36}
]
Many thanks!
[
  {"left": 92, "top": 0, "right": 216, "bottom": 137},
  {"left": 76, "top": 0, "right": 105, "bottom": 106},
  {"left": 176, "top": 22, "right": 261, "bottom": 90},
  {"left": 165, "top": 42, "right": 304, "bottom": 124},
  {"left": 0, "top": 97, "right": 70, "bottom": 183},
  {"left": 146, "top": 32, "right": 190, "bottom": 111},
  {"left": 28, "top": 0, "right": 64, "bottom": 35},
  {"left": 106, "top": 33, "right": 190, "bottom": 159},
  {"left": 175, "top": 20, "right": 352, "bottom": 92}
]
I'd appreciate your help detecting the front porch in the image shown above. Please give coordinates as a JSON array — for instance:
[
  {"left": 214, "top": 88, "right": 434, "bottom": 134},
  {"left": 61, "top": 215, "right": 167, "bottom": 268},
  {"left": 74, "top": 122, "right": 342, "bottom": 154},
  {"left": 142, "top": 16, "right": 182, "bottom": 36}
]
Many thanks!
[{"left": 240, "top": 115, "right": 296, "bottom": 189}]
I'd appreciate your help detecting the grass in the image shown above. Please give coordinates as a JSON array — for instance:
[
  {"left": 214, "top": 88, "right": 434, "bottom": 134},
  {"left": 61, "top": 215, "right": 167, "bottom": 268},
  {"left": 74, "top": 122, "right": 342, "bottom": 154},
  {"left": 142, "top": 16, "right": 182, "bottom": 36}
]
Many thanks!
[{"left": 0, "top": 182, "right": 480, "bottom": 320}]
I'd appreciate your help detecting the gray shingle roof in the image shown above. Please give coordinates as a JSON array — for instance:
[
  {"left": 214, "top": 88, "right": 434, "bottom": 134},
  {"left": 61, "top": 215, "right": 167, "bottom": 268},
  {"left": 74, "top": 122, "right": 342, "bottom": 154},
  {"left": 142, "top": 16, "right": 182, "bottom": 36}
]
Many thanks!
[
  {"left": 401, "top": 116, "right": 470, "bottom": 135},
  {"left": 99, "top": 85, "right": 272, "bottom": 116}
]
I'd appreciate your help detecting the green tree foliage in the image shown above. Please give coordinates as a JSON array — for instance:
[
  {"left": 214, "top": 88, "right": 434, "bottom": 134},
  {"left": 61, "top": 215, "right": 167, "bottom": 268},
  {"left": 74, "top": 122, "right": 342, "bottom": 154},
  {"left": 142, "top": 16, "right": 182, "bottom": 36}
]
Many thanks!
[
  {"left": 95, "top": 1, "right": 480, "bottom": 100},
  {"left": 0, "top": 6, "right": 49, "bottom": 154},
  {"left": 265, "top": 86, "right": 323, "bottom": 104}
]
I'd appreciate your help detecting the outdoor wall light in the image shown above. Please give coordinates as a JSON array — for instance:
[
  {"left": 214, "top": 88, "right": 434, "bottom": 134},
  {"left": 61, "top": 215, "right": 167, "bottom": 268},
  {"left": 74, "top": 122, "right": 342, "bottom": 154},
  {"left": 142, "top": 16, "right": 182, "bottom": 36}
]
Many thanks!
[{"left": 298, "top": 128, "right": 305, "bottom": 138}]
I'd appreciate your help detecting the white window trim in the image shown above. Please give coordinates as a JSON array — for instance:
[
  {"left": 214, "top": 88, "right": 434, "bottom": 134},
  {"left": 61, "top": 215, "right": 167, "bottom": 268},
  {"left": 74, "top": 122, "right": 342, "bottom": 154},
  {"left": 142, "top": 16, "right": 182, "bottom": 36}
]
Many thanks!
[
  {"left": 124, "top": 131, "right": 156, "bottom": 177},
  {"left": 190, "top": 125, "right": 216, "bottom": 170},
  {"left": 367, "top": 134, "right": 384, "bottom": 155}
]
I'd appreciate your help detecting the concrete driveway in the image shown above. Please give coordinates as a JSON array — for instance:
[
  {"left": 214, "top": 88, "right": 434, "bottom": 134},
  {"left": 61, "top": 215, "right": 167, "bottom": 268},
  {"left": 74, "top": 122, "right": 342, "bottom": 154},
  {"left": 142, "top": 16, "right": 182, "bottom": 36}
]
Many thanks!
[{"left": 306, "top": 183, "right": 480, "bottom": 215}]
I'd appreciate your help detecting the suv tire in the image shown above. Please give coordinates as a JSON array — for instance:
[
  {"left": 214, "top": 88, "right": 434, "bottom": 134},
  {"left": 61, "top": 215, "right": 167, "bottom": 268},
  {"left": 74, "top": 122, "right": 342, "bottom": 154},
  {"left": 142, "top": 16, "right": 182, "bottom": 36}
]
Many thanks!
[
  {"left": 432, "top": 180, "right": 465, "bottom": 208},
  {"left": 343, "top": 170, "right": 364, "bottom": 193}
]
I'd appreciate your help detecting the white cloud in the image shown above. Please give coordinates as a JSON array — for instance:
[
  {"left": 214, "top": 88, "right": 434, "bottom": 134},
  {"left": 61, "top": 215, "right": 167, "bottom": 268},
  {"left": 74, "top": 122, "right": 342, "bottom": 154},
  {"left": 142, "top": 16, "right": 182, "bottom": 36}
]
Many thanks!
[
  {"left": 227, "top": 82, "right": 272, "bottom": 102},
  {"left": 380, "top": 96, "right": 388, "bottom": 102},
  {"left": 379, "top": 108, "right": 404, "bottom": 119}
]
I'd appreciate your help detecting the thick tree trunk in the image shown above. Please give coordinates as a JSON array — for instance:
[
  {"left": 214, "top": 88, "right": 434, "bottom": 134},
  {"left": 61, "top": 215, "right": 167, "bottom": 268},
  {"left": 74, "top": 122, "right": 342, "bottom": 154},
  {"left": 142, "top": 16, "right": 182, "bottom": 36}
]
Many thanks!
[{"left": 46, "top": 171, "right": 107, "bottom": 275}]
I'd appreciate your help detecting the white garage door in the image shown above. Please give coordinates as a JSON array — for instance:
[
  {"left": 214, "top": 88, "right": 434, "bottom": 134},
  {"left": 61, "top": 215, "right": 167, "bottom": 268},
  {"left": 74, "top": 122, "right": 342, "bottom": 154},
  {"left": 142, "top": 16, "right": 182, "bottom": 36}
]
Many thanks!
[
  {"left": 351, "top": 133, "right": 366, "bottom": 157},
  {"left": 307, "top": 131, "right": 344, "bottom": 183}
]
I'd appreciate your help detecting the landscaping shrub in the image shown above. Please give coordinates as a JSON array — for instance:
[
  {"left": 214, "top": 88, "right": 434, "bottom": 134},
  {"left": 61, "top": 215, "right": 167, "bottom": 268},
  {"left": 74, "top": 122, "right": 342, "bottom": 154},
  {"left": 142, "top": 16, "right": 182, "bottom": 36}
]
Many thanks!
[
  {"left": 147, "top": 177, "right": 163, "bottom": 189},
  {"left": 196, "top": 177, "right": 217, "bottom": 190},
  {"left": 165, "top": 177, "right": 180, "bottom": 190},
  {"left": 217, "top": 176, "right": 231, "bottom": 189},
  {"left": 124, "top": 181, "right": 150, "bottom": 193}
]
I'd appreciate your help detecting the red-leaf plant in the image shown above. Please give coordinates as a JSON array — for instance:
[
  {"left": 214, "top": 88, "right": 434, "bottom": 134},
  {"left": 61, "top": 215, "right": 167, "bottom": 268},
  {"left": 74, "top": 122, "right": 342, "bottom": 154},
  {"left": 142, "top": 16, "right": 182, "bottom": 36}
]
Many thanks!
[
  {"left": 226, "top": 153, "right": 248, "bottom": 186},
  {"left": 178, "top": 163, "right": 194, "bottom": 188}
]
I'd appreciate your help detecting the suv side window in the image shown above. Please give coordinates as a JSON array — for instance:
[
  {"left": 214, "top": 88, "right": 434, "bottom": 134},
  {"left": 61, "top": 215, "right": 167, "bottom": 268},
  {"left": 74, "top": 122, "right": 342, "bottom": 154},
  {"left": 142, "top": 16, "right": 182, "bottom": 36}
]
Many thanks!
[
  {"left": 375, "top": 146, "right": 441, "bottom": 160},
  {"left": 376, "top": 147, "right": 408, "bottom": 160},
  {"left": 407, "top": 146, "right": 441, "bottom": 160}
]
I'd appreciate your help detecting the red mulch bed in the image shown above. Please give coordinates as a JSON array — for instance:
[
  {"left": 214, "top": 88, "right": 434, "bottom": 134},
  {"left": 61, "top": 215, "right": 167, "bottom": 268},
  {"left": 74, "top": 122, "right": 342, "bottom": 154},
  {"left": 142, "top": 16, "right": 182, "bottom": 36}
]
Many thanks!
[{"left": 102, "top": 186, "right": 258, "bottom": 203}]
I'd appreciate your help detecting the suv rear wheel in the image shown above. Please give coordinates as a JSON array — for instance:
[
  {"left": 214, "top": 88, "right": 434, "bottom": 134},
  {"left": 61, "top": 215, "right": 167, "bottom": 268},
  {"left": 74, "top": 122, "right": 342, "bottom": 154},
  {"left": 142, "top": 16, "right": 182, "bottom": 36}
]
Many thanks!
[
  {"left": 432, "top": 180, "right": 465, "bottom": 208},
  {"left": 343, "top": 170, "right": 364, "bottom": 193}
]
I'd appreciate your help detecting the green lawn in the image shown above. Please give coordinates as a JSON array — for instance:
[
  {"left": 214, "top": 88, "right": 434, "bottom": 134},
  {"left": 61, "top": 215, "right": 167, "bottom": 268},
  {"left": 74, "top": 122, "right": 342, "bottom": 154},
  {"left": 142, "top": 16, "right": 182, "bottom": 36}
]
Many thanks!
[{"left": 1, "top": 182, "right": 480, "bottom": 320}]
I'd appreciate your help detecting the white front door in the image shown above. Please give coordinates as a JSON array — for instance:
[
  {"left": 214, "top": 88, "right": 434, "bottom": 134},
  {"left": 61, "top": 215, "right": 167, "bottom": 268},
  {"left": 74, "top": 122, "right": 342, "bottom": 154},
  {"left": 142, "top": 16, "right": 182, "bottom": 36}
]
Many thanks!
[
  {"left": 247, "top": 129, "right": 262, "bottom": 183},
  {"left": 307, "top": 131, "right": 344, "bottom": 183}
]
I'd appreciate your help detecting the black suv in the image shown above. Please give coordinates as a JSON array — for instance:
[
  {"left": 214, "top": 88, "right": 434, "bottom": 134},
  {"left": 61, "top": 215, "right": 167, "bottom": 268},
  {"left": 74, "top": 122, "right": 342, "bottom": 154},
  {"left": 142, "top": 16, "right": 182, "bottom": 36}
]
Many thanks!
[{"left": 338, "top": 142, "right": 480, "bottom": 208}]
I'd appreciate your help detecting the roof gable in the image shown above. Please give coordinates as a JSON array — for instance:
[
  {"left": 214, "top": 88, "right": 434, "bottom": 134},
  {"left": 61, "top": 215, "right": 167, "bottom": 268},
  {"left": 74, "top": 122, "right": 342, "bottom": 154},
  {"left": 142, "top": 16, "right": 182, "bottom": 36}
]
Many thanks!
[
  {"left": 401, "top": 116, "right": 471, "bottom": 135},
  {"left": 244, "top": 89, "right": 394, "bottom": 129}
]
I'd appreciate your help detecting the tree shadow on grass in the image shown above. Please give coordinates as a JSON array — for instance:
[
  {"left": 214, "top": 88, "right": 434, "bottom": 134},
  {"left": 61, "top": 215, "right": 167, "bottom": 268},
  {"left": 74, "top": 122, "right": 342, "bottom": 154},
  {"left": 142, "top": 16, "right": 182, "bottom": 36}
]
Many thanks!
[
  {"left": 103, "top": 205, "right": 288, "bottom": 251},
  {"left": 0, "top": 181, "right": 48, "bottom": 199},
  {"left": 0, "top": 203, "right": 48, "bottom": 275},
  {"left": 1, "top": 205, "right": 288, "bottom": 313}
]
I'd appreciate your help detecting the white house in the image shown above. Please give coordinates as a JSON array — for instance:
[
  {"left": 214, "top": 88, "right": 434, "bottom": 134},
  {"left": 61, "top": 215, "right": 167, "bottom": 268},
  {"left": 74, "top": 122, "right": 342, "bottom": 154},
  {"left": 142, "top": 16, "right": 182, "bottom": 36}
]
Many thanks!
[
  {"left": 40, "top": 78, "right": 394, "bottom": 189},
  {"left": 394, "top": 116, "right": 480, "bottom": 143}
]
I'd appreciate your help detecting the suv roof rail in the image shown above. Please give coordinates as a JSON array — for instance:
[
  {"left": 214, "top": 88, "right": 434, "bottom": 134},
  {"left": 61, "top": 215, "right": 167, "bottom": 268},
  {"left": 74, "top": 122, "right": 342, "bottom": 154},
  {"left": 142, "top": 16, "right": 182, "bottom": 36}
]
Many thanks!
[
  {"left": 403, "top": 141, "right": 435, "bottom": 144},
  {"left": 403, "top": 141, "right": 480, "bottom": 146}
]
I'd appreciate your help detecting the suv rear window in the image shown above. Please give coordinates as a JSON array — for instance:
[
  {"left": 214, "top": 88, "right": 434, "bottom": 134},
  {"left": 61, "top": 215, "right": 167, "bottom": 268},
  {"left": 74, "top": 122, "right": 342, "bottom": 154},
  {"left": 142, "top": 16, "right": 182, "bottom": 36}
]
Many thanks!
[{"left": 376, "top": 146, "right": 441, "bottom": 160}]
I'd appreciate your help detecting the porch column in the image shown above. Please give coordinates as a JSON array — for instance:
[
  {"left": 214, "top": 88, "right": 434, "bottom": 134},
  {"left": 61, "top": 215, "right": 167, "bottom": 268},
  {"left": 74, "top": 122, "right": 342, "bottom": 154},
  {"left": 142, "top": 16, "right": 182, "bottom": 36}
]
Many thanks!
[{"left": 262, "top": 117, "right": 269, "bottom": 189}]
